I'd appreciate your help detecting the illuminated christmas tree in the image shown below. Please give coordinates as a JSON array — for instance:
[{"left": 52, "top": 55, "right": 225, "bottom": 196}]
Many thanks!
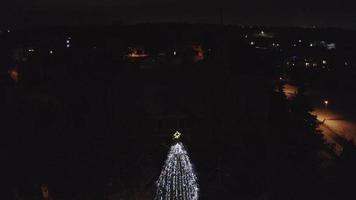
[{"left": 155, "top": 131, "right": 199, "bottom": 200}]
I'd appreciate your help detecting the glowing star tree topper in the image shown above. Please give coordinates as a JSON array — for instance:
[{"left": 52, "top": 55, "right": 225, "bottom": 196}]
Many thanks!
[
  {"left": 173, "top": 131, "right": 181, "bottom": 140},
  {"left": 155, "top": 132, "right": 199, "bottom": 200}
]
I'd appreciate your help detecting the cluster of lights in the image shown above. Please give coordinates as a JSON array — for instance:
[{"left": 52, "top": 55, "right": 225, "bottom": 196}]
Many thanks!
[
  {"left": 66, "top": 37, "right": 71, "bottom": 48},
  {"left": 306, "top": 41, "right": 336, "bottom": 50},
  {"left": 28, "top": 48, "right": 56, "bottom": 55},
  {"left": 126, "top": 47, "right": 148, "bottom": 58},
  {"left": 155, "top": 132, "right": 199, "bottom": 200},
  {"left": 304, "top": 61, "right": 326, "bottom": 68}
]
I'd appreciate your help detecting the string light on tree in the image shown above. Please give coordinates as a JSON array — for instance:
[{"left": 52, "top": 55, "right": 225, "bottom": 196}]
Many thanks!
[{"left": 155, "top": 131, "right": 199, "bottom": 200}]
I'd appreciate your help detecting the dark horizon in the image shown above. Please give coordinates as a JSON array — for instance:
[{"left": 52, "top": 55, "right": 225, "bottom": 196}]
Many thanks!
[{"left": 1, "top": 0, "right": 356, "bottom": 29}]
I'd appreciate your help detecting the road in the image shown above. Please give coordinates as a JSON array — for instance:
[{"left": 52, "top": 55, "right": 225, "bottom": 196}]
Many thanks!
[
  {"left": 283, "top": 84, "right": 356, "bottom": 153},
  {"left": 283, "top": 84, "right": 298, "bottom": 99},
  {"left": 313, "top": 107, "right": 356, "bottom": 152}
]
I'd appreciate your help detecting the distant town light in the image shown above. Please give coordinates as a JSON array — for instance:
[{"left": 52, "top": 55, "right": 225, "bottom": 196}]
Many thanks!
[
  {"left": 261, "top": 31, "right": 265, "bottom": 35},
  {"left": 7, "top": 29, "right": 10, "bottom": 33},
  {"left": 326, "top": 43, "right": 336, "bottom": 50},
  {"left": 244, "top": 35, "right": 248, "bottom": 38},
  {"left": 49, "top": 50, "right": 54, "bottom": 54},
  {"left": 298, "top": 39, "right": 302, "bottom": 43},
  {"left": 324, "top": 100, "right": 329, "bottom": 106},
  {"left": 305, "top": 62, "right": 310, "bottom": 67},
  {"left": 310, "top": 43, "right": 313, "bottom": 47},
  {"left": 322, "top": 60, "right": 327, "bottom": 64},
  {"left": 66, "top": 44, "right": 70, "bottom": 48},
  {"left": 8, "top": 68, "right": 18, "bottom": 82},
  {"left": 28, "top": 48, "right": 35, "bottom": 52},
  {"left": 250, "top": 41, "right": 255, "bottom": 45},
  {"left": 173, "top": 51, "right": 177, "bottom": 56},
  {"left": 66, "top": 40, "right": 70, "bottom": 44},
  {"left": 345, "top": 62, "right": 348, "bottom": 66}
]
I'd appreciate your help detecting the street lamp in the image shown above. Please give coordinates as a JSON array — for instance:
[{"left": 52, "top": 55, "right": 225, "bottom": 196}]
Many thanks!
[{"left": 324, "top": 100, "right": 329, "bottom": 108}]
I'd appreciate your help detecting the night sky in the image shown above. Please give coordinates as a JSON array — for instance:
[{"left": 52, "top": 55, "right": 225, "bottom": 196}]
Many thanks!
[{"left": 1, "top": 0, "right": 356, "bottom": 28}]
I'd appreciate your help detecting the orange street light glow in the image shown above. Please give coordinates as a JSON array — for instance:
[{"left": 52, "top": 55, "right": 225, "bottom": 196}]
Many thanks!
[
  {"left": 8, "top": 68, "right": 19, "bottom": 82},
  {"left": 126, "top": 53, "right": 148, "bottom": 58}
]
